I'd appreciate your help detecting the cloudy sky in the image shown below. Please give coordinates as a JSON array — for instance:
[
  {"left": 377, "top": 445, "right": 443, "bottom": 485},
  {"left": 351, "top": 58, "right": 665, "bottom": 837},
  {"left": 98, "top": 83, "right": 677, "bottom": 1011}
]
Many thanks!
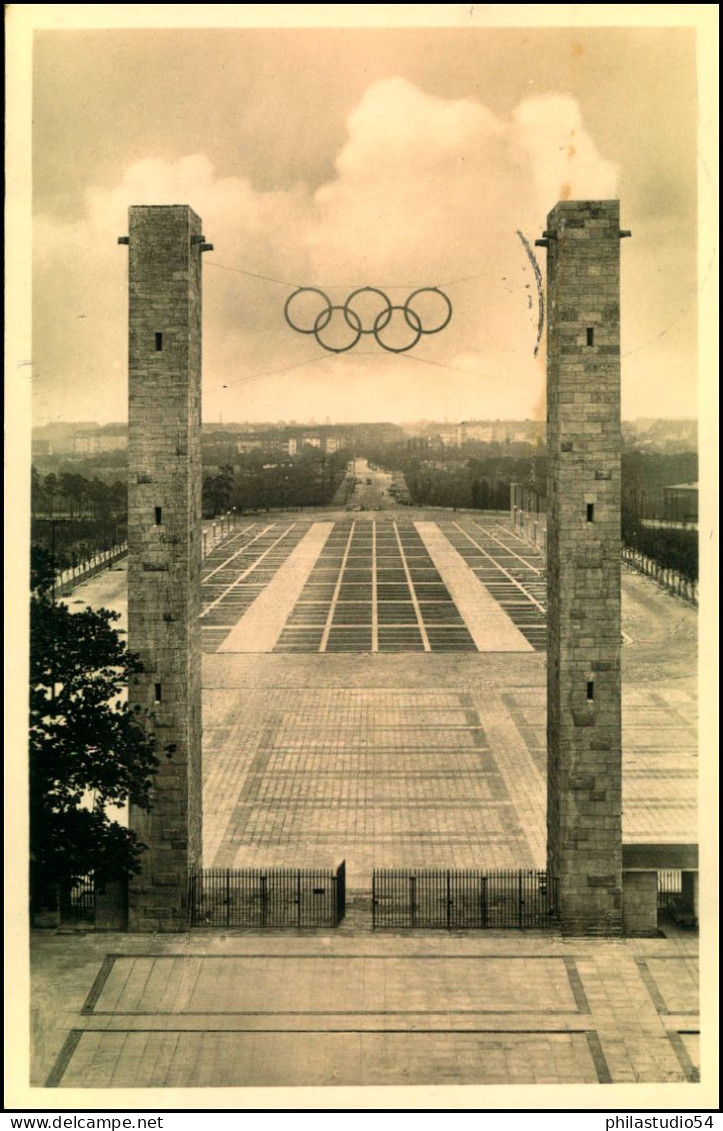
[{"left": 26, "top": 12, "right": 703, "bottom": 425}]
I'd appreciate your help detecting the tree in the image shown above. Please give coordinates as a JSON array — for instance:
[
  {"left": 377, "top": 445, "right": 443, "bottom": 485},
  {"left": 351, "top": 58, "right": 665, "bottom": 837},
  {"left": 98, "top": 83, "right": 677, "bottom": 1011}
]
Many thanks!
[
  {"left": 203, "top": 463, "right": 235, "bottom": 516},
  {"left": 29, "top": 547, "right": 158, "bottom": 914}
]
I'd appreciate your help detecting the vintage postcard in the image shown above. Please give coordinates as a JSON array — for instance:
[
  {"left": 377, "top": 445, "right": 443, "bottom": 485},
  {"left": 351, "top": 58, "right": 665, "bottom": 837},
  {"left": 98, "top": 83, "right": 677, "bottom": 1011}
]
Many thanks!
[{"left": 5, "top": 3, "right": 718, "bottom": 1114}]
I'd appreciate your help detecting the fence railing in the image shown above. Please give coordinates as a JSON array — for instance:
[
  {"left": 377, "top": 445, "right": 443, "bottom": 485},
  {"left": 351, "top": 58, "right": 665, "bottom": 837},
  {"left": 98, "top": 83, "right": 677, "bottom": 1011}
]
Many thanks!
[
  {"left": 51, "top": 513, "right": 240, "bottom": 599},
  {"left": 59, "top": 874, "right": 96, "bottom": 924},
  {"left": 622, "top": 548, "right": 697, "bottom": 606},
  {"left": 372, "top": 868, "right": 558, "bottom": 930},
  {"left": 190, "top": 863, "right": 346, "bottom": 928},
  {"left": 657, "top": 869, "right": 683, "bottom": 910},
  {"left": 54, "top": 545, "right": 128, "bottom": 597}
]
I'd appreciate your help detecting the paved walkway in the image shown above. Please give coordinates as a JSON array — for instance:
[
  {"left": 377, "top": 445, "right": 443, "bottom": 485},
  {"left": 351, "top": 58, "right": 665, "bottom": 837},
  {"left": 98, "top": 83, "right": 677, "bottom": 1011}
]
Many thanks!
[
  {"left": 202, "top": 653, "right": 697, "bottom": 881},
  {"left": 203, "top": 663, "right": 546, "bottom": 877},
  {"left": 33, "top": 927, "right": 699, "bottom": 1089},
  {"left": 218, "top": 522, "right": 333, "bottom": 652},
  {"left": 416, "top": 522, "right": 533, "bottom": 651},
  {"left": 37, "top": 510, "right": 702, "bottom": 1096},
  {"left": 203, "top": 516, "right": 547, "bottom": 656}
]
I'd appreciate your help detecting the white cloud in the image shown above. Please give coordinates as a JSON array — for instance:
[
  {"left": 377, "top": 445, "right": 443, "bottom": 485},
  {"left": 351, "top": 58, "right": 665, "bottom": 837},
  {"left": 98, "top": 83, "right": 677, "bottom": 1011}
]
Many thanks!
[
  {"left": 33, "top": 79, "right": 622, "bottom": 424},
  {"left": 512, "top": 93, "right": 619, "bottom": 205}
]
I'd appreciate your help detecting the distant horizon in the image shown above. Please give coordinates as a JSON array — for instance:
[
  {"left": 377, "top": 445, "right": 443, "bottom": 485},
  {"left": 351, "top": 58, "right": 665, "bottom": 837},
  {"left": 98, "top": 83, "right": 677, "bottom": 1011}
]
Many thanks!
[{"left": 32, "top": 414, "right": 698, "bottom": 430}]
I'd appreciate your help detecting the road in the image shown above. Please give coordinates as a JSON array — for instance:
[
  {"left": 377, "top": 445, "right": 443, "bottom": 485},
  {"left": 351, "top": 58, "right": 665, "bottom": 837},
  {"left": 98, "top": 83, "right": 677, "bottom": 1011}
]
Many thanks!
[{"left": 345, "top": 457, "right": 396, "bottom": 511}]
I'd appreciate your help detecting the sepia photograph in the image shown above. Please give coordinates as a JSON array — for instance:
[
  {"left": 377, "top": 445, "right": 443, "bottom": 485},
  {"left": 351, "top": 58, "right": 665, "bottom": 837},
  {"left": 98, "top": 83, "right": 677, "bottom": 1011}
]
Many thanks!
[{"left": 6, "top": 3, "right": 718, "bottom": 1112}]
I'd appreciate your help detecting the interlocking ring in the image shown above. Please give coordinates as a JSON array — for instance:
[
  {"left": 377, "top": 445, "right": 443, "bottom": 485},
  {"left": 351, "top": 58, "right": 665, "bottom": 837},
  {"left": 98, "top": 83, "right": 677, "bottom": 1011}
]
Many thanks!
[
  {"left": 314, "top": 304, "right": 361, "bottom": 354},
  {"left": 404, "top": 287, "right": 453, "bottom": 335},
  {"left": 284, "top": 285, "right": 452, "bottom": 353},
  {"left": 344, "top": 287, "right": 392, "bottom": 334},
  {"left": 373, "top": 305, "right": 422, "bottom": 353},
  {"left": 284, "top": 287, "right": 330, "bottom": 335}
]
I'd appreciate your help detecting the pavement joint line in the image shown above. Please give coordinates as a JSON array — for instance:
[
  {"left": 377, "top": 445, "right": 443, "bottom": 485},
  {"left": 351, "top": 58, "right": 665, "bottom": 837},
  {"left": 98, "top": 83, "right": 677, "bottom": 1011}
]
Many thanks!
[
  {"left": 202, "top": 522, "right": 274, "bottom": 583},
  {"left": 563, "top": 956, "right": 592, "bottom": 1013},
  {"left": 320, "top": 521, "right": 356, "bottom": 652},
  {"left": 633, "top": 958, "right": 698, "bottom": 1017},
  {"left": 585, "top": 1030, "right": 614, "bottom": 1083},
  {"left": 451, "top": 522, "right": 546, "bottom": 614},
  {"left": 665, "top": 1032, "right": 701, "bottom": 1083},
  {"left": 89, "top": 952, "right": 582, "bottom": 961},
  {"left": 393, "top": 520, "right": 431, "bottom": 652},
  {"left": 371, "top": 520, "right": 379, "bottom": 652},
  {"left": 69, "top": 1026, "right": 597, "bottom": 1033},
  {"left": 80, "top": 954, "right": 116, "bottom": 1015},
  {"left": 82, "top": 1008, "right": 589, "bottom": 1017},
  {"left": 58, "top": 1026, "right": 602, "bottom": 1034},
  {"left": 474, "top": 522, "right": 544, "bottom": 576},
  {"left": 45, "top": 1029, "right": 83, "bottom": 1088},
  {"left": 201, "top": 524, "right": 297, "bottom": 618}
]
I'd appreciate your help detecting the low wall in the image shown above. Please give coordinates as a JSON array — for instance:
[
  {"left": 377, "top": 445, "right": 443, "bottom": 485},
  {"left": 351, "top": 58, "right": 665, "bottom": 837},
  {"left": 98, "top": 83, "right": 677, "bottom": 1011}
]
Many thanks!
[{"left": 622, "top": 871, "right": 659, "bottom": 936}]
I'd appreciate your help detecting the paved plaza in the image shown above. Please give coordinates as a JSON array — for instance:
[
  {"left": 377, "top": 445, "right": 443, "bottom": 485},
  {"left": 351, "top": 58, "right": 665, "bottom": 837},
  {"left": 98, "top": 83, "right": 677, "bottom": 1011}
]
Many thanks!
[
  {"left": 32, "top": 509, "right": 701, "bottom": 1093},
  {"left": 200, "top": 514, "right": 547, "bottom": 655},
  {"left": 198, "top": 513, "right": 696, "bottom": 880},
  {"left": 34, "top": 926, "right": 699, "bottom": 1089}
]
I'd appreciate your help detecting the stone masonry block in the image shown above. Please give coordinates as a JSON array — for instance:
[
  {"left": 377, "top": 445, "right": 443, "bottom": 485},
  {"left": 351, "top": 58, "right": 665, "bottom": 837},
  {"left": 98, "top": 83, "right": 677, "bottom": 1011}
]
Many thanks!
[
  {"left": 127, "top": 205, "right": 204, "bottom": 933},
  {"left": 546, "top": 199, "right": 623, "bottom": 936}
]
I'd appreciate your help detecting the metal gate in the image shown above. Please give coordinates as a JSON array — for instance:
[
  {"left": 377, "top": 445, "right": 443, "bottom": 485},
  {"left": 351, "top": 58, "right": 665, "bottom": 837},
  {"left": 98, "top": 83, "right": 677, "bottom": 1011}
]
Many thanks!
[
  {"left": 60, "top": 875, "right": 95, "bottom": 924},
  {"left": 190, "top": 862, "right": 345, "bottom": 928},
  {"left": 372, "top": 868, "right": 558, "bottom": 929},
  {"left": 657, "top": 869, "right": 682, "bottom": 910}
]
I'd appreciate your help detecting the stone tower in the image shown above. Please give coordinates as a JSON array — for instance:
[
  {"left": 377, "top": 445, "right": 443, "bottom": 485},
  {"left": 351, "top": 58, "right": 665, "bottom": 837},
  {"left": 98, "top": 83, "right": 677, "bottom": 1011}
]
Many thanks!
[
  {"left": 542, "top": 200, "right": 627, "bottom": 935},
  {"left": 123, "top": 205, "right": 210, "bottom": 931}
]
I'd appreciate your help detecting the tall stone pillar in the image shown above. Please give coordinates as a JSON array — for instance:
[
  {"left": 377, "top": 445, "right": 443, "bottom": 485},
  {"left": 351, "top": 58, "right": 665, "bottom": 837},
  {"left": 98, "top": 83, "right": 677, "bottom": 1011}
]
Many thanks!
[
  {"left": 543, "top": 200, "right": 627, "bottom": 935},
  {"left": 123, "top": 205, "right": 208, "bottom": 931}
]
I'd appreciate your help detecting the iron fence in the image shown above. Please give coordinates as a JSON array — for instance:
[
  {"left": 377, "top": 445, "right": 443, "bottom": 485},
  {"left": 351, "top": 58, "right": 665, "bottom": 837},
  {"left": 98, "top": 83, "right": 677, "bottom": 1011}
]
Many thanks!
[
  {"left": 190, "top": 862, "right": 346, "bottom": 928},
  {"left": 372, "top": 868, "right": 558, "bottom": 929},
  {"left": 657, "top": 869, "right": 683, "bottom": 910},
  {"left": 60, "top": 875, "right": 95, "bottom": 924}
]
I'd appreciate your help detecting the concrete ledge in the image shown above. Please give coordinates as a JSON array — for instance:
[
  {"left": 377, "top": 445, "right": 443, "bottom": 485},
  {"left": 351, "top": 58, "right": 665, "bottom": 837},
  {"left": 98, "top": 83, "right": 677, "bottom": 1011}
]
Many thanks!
[{"left": 622, "top": 843, "right": 698, "bottom": 870}]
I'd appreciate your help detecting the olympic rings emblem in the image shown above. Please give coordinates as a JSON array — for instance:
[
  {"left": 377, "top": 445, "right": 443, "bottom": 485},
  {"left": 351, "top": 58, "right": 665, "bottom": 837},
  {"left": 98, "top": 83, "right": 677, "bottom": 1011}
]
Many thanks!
[{"left": 284, "top": 286, "right": 452, "bottom": 353}]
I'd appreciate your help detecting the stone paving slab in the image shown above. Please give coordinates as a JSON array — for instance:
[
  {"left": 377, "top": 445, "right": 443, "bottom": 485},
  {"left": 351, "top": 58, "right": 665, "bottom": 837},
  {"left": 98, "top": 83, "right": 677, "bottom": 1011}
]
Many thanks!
[
  {"left": 416, "top": 522, "right": 534, "bottom": 651},
  {"left": 55, "top": 1029, "right": 602, "bottom": 1088},
  {"left": 32, "top": 929, "right": 699, "bottom": 1090},
  {"left": 218, "top": 522, "right": 333, "bottom": 652},
  {"left": 202, "top": 660, "right": 697, "bottom": 879},
  {"left": 203, "top": 684, "right": 542, "bottom": 879},
  {"left": 85, "top": 954, "right": 581, "bottom": 1015},
  {"left": 39, "top": 513, "right": 703, "bottom": 1096}
]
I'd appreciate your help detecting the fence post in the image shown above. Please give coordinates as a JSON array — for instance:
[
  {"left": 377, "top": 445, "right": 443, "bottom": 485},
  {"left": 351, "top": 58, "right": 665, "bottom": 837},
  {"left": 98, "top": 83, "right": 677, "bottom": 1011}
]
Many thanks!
[
  {"left": 372, "top": 871, "right": 376, "bottom": 929},
  {"left": 297, "top": 871, "right": 302, "bottom": 928},
  {"left": 519, "top": 872, "right": 523, "bottom": 929},
  {"left": 336, "top": 860, "right": 345, "bottom": 925},
  {"left": 446, "top": 870, "right": 451, "bottom": 930},
  {"left": 260, "top": 874, "right": 268, "bottom": 928},
  {"left": 481, "top": 875, "right": 487, "bottom": 929},
  {"left": 225, "top": 870, "right": 231, "bottom": 929},
  {"left": 410, "top": 874, "right": 416, "bottom": 929}
]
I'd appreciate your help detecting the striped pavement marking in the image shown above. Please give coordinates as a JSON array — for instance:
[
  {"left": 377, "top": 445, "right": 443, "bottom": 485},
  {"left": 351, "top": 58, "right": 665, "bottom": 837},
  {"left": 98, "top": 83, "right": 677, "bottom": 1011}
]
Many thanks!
[
  {"left": 416, "top": 522, "right": 533, "bottom": 652},
  {"left": 217, "top": 523, "right": 334, "bottom": 652}
]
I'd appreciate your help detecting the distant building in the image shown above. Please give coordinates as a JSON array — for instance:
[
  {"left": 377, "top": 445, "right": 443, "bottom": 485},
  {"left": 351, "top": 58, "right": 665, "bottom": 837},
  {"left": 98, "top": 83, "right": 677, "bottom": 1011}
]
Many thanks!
[
  {"left": 31, "top": 421, "right": 127, "bottom": 456},
  {"left": 457, "top": 420, "right": 544, "bottom": 446},
  {"left": 437, "top": 426, "right": 462, "bottom": 448},
  {"left": 72, "top": 433, "right": 127, "bottom": 455},
  {"left": 663, "top": 482, "right": 698, "bottom": 523}
]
